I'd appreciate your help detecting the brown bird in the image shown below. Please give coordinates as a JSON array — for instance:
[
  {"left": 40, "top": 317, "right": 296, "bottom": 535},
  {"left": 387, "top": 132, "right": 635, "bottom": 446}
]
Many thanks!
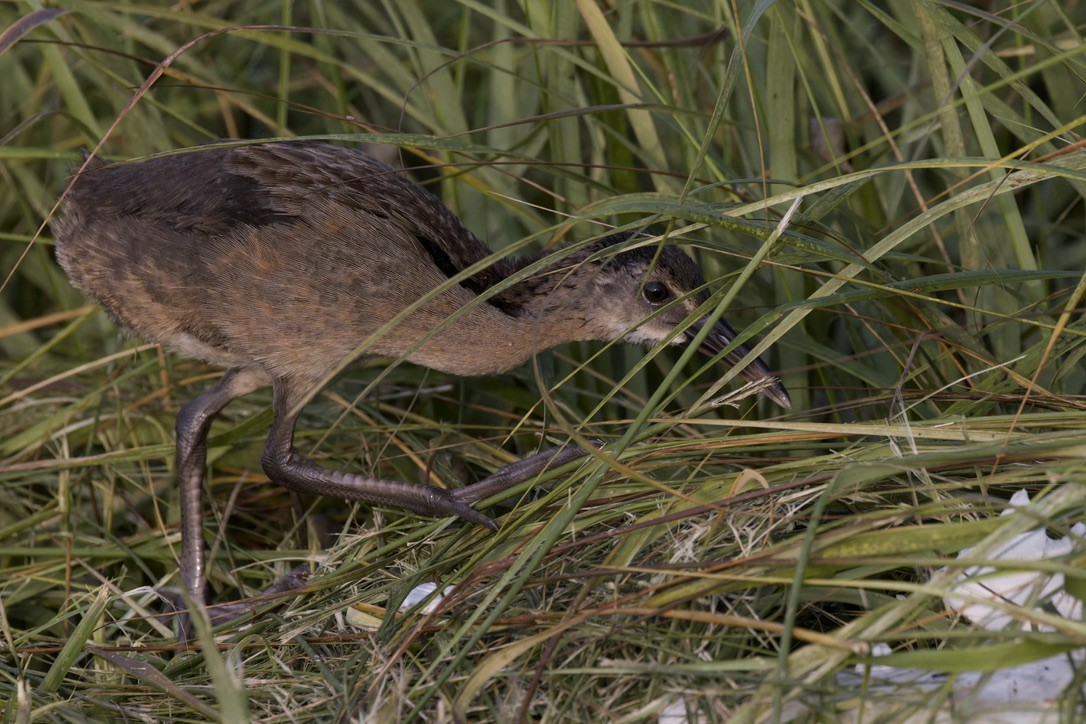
[{"left": 52, "top": 141, "right": 789, "bottom": 620}]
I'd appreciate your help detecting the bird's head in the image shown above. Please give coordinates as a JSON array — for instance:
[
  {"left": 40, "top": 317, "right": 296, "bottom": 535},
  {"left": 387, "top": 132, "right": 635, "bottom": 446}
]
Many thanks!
[{"left": 511, "top": 233, "right": 791, "bottom": 409}]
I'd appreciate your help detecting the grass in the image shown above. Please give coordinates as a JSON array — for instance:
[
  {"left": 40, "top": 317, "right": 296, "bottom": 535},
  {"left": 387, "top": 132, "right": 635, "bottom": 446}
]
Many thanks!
[{"left": 2, "top": 0, "right": 1085, "bottom": 720}]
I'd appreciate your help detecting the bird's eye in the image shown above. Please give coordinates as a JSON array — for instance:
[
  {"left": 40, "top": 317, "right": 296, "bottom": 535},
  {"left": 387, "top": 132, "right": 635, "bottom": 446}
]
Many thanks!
[{"left": 642, "top": 281, "right": 670, "bottom": 304}]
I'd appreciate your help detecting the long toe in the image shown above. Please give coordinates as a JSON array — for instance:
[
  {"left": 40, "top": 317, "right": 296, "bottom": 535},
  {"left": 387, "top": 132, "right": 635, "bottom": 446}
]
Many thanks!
[
  {"left": 451, "top": 442, "right": 597, "bottom": 505},
  {"left": 205, "top": 564, "right": 312, "bottom": 626}
]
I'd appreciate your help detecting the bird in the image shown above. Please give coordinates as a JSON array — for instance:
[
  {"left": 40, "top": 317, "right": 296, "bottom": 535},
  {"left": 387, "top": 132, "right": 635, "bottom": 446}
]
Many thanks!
[{"left": 52, "top": 140, "right": 789, "bottom": 622}]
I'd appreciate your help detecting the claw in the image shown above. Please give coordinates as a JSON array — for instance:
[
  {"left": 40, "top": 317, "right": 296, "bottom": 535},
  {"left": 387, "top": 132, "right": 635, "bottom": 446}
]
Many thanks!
[{"left": 422, "top": 487, "right": 499, "bottom": 530}]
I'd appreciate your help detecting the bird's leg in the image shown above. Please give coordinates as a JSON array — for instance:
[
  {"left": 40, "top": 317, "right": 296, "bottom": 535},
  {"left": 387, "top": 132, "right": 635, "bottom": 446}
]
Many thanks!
[
  {"left": 172, "top": 366, "right": 270, "bottom": 631},
  {"left": 173, "top": 376, "right": 579, "bottom": 633},
  {"left": 261, "top": 377, "right": 500, "bottom": 530},
  {"left": 451, "top": 442, "right": 598, "bottom": 505},
  {"left": 179, "top": 383, "right": 595, "bottom": 631}
]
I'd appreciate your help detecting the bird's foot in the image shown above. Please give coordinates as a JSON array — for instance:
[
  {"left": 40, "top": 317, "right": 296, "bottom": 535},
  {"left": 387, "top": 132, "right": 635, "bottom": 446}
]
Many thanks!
[{"left": 164, "top": 564, "right": 311, "bottom": 642}]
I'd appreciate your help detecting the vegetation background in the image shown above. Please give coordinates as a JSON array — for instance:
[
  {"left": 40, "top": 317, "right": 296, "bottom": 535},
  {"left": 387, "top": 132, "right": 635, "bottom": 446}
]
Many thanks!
[{"left": 1, "top": 0, "right": 1084, "bottom": 720}]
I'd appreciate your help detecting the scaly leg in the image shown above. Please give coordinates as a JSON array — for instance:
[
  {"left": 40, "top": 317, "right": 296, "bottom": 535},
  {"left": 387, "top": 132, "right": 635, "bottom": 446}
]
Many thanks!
[
  {"left": 261, "top": 377, "right": 500, "bottom": 529},
  {"left": 175, "top": 366, "right": 270, "bottom": 615},
  {"left": 176, "top": 374, "right": 595, "bottom": 632}
]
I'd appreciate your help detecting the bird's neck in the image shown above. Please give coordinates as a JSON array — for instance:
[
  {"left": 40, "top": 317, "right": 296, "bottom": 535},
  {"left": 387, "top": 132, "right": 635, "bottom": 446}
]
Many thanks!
[{"left": 489, "top": 247, "right": 607, "bottom": 348}]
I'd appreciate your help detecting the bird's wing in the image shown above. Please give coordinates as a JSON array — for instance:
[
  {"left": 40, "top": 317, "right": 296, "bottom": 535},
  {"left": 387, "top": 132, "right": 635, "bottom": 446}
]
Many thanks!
[{"left": 228, "top": 142, "right": 517, "bottom": 299}]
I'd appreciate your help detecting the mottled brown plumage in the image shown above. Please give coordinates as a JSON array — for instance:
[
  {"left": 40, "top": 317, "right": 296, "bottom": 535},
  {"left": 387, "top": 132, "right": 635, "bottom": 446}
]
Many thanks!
[{"left": 53, "top": 141, "right": 788, "bottom": 624}]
